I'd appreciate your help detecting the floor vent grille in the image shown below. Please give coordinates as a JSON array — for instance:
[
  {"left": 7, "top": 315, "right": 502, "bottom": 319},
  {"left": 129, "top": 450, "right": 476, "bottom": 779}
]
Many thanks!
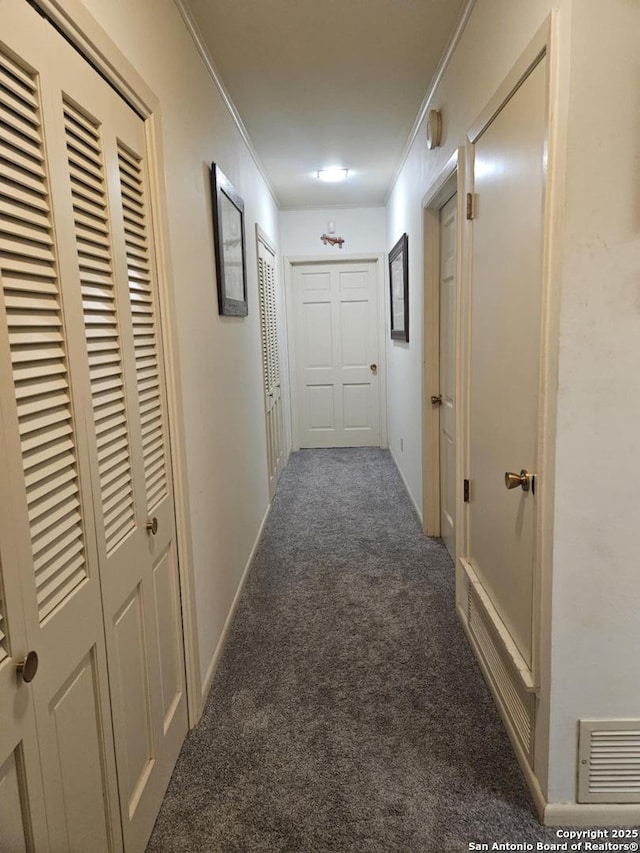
[{"left": 578, "top": 720, "right": 640, "bottom": 803}]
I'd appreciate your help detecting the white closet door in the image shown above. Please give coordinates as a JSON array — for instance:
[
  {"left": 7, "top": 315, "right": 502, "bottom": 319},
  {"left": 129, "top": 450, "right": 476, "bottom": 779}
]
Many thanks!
[
  {"left": 44, "top": 24, "right": 188, "bottom": 853},
  {"left": 0, "top": 444, "right": 49, "bottom": 852},
  {"left": 0, "top": 2, "right": 187, "bottom": 851},
  {"left": 0, "top": 4, "right": 123, "bottom": 849},
  {"left": 257, "top": 231, "right": 284, "bottom": 496},
  {"left": 466, "top": 54, "right": 547, "bottom": 670}
]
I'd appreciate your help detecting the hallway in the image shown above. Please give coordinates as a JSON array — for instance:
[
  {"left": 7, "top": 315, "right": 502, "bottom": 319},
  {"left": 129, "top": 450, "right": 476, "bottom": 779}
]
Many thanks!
[{"left": 146, "top": 449, "right": 559, "bottom": 852}]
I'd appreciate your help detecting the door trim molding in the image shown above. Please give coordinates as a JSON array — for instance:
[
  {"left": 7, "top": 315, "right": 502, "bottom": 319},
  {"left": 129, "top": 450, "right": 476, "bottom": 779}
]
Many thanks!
[
  {"left": 30, "top": 0, "right": 157, "bottom": 116},
  {"left": 284, "top": 254, "right": 388, "bottom": 451},
  {"left": 458, "top": 11, "right": 566, "bottom": 808},
  {"left": 32, "top": 0, "right": 203, "bottom": 726},
  {"left": 421, "top": 150, "right": 465, "bottom": 557}
]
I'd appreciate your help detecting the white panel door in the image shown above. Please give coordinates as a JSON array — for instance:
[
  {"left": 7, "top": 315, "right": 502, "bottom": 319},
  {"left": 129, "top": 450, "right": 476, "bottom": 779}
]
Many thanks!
[
  {"left": 292, "top": 260, "right": 380, "bottom": 448},
  {"left": 465, "top": 54, "right": 547, "bottom": 669},
  {"left": 438, "top": 194, "right": 457, "bottom": 560},
  {"left": 257, "top": 232, "right": 285, "bottom": 496}
]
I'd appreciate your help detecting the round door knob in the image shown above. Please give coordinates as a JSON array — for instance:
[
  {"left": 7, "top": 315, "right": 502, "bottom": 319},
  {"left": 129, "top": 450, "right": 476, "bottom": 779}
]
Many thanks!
[
  {"left": 370, "top": 364, "right": 377, "bottom": 374},
  {"left": 146, "top": 517, "right": 158, "bottom": 535},
  {"left": 17, "top": 650, "right": 38, "bottom": 683},
  {"left": 504, "top": 469, "right": 531, "bottom": 492}
]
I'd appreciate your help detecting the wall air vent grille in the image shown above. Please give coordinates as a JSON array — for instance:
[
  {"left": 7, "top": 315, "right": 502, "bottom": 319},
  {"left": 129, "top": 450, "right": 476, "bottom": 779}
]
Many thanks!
[{"left": 578, "top": 720, "right": 640, "bottom": 803}]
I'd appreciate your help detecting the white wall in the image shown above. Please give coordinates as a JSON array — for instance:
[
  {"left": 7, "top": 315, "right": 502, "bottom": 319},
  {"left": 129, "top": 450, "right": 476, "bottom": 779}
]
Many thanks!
[
  {"left": 386, "top": 142, "right": 427, "bottom": 513},
  {"left": 547, "top": 0, "right": 640, "bottom": 803},
  {"left": 279, "top": 206, "right": 386, "bottom": 258},
  {"left": 386, "top": 0, "right": 640, "bottom": 812},
  {"left": 80, "top": 0, "right": 281, "bottom": 700}
]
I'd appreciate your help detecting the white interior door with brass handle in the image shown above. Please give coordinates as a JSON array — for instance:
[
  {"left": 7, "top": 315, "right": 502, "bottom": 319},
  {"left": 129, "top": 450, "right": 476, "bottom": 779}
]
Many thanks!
[{"left": 464, "top": 50, "right": 548, "bottom": 672}]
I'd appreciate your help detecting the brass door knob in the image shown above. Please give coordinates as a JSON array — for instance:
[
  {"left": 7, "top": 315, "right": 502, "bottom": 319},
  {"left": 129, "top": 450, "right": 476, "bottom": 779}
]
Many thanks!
[
  {"left": 431, "top": 395, "right": 442, "bottom": 406},
  {"left": 146, "top": 517, "right": 158, "bottom": 535},
  {"left": 504, "top": 469, "right": 532, "bottom": 492},
  {"left": 17, "top": 650, "right": 38, "bottom": 683},
  {"left": 370, "top": 364, "right": 377, "bottom": 374}
]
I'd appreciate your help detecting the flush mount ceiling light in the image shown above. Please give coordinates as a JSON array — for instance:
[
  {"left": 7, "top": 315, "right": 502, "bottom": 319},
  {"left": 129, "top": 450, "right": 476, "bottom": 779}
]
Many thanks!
[{"left": 317, "top": 168, "right": 349, "bottom": 183}]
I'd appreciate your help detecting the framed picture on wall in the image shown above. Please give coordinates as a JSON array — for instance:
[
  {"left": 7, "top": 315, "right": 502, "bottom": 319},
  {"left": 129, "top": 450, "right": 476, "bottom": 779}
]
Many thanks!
[
  {"left": 389, "top": 233, "right": 409, "bottom": 341},
  {"left": 210, "top": 162, "right": 248, "bottom": 316}
]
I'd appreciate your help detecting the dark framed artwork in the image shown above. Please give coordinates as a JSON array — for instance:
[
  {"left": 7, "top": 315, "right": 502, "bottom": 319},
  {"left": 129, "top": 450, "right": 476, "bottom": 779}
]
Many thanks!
[
  {"left": 210, "top": 163, "right": 248, "bottom": 316},
  {"left": 389, "top": 233, "right": 409, "bottom": 341}
]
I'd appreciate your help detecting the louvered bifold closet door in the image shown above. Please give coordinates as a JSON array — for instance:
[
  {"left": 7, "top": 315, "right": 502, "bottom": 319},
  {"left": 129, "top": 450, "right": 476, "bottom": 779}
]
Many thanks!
[
  {"left": 0, "top": 3, "right": 187, "bottom": 853},
  {"left": 0, "top": 3, "right": 123, "bottom": 850},
  {"left": 49, "top": 23, "right": 187, "bottom": 853},
  {"left": 257, "top": 234, "right": 284, "bottom": 497}
]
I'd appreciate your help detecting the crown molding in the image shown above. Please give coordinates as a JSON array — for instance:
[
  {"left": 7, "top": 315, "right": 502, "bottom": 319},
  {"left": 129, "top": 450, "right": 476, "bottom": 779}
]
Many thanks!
[
  {"left": 384, "top": 0, "right": 477, "bottom": 204},
  {"left": 173, "top": 0, "right": 281, "bottom": 209}
]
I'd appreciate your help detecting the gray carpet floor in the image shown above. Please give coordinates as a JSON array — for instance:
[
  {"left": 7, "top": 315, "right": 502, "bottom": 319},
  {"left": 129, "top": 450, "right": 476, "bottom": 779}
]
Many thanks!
[{"left": 146, "top": 448, "right": 564, "bottom": 852}]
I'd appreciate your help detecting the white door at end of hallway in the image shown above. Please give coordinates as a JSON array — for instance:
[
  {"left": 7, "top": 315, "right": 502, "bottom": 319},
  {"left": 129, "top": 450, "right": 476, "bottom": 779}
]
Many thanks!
[
  {"left": 438, "top": 193, "right": 457, "bottom": 561},
  {"left": 292, "top": 260, "right": 381, "bottom": 448}
]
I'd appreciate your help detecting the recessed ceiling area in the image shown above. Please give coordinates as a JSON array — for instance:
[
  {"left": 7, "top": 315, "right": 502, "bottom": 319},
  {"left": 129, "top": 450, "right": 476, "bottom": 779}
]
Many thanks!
[{"left": 181, "top": 0, "right": 468, "bottom": 209}]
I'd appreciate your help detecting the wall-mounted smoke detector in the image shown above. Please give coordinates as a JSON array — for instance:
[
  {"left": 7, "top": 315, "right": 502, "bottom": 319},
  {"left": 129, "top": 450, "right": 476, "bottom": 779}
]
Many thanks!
[{"left": 426, "top": 109, "right": 442, "bottom": 150}]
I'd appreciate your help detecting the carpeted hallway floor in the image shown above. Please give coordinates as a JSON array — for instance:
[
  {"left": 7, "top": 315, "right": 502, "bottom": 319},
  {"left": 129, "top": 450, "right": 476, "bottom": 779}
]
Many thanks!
[{"left": 146, "top": 448, "right": 562, "bottom": 852}]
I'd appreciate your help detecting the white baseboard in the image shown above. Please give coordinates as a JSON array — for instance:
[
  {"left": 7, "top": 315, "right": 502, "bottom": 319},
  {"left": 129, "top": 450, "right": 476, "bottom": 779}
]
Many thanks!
[
  {"left": 389, "top": 448, "right": 423, "bottom": 524},
  {"left": 199, "top": 502, "right": 272, "bottom": 706},
  {"left": 544, "top": 802, "right": 640, "bottom": 827}
]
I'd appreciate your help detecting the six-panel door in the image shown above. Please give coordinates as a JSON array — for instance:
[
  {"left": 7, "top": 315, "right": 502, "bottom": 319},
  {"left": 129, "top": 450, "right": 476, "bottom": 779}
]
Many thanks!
[{"left": 292, "top": 260, "right": 381, "bottom": 448}]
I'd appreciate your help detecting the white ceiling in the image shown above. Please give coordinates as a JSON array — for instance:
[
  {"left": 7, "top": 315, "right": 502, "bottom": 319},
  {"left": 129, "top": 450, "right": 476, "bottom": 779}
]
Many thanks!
[{"left": 181, "top": 0, "right": 468, "bottom": 209}]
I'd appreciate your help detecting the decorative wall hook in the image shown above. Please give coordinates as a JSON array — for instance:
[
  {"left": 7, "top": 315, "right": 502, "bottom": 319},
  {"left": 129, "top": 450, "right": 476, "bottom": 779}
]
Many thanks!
[{"left": 321, "top": 234, "right": 344, "bottom": 248}]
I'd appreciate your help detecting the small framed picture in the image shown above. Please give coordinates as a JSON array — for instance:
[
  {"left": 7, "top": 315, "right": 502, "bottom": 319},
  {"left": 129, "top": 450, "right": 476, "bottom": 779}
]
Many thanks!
[
  {"left": 210, "top": 163, "right": 248, "bottom": 316},
  {"left": 389, "top": 233, "right": 409, "bottom": 341}
]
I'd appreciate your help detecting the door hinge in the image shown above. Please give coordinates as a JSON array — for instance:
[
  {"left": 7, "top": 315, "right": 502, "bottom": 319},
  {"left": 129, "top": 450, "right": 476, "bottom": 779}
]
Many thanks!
[
  {"left": 466, "top": 193, "right": 474, "bottom": 220},
  {"left": 463, "top": 478, "right": 470, "bottom": 502}
]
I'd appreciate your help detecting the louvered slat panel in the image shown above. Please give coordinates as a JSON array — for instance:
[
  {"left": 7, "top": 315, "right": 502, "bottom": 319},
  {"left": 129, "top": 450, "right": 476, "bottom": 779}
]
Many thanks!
[
  {"left": 579, "top": 722, "right": 640, "bottom": 803},
  {"left": 467, "top": 577, "right": 535, "bottom": 763},
  {"left": 117, "top": 143, "right": 168, "bottom": 511},
  {"left": 268, "top": 264, "right": 279, "bottom": 387},
  {"left": 0, "top": 51, "right": 87, "bottom": 622},
  {"left": 63, "top": 99, "right": 135, "bottom": 553},
  {"left": 0, "top": 590, "right": 7, "bottom": 662},
  {"left": 257, "top": 257, "right": 269, "bottom": 391}
]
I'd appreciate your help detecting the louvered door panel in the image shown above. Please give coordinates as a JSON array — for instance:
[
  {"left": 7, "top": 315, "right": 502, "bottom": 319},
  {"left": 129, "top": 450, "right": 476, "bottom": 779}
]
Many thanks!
[
  {"left": 256, "top": 232, "right": 284, "bottom": 496},
  {"left": 0, "top": 50, "right": 88, "bottom": 623},
  {"left": 0, "top": 583, "right": 7, "bottom": 663},
  {"left": 63, "top": 99, "right": 135, "bottom": 553},
  {"left": 117, "top": 143, "right": 168, "bottom": 513}
]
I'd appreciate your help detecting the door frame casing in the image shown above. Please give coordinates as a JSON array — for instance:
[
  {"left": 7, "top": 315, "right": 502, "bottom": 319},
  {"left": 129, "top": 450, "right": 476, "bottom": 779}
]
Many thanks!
[
  {"left": 31, "top": 0, "right": 203, "bottom": 725},
  {"left": 284, "top": 254, "right": 388, "bottom": 452},
  {"left": 422, "top": 151, "right": 465, "bottom": 571},
  {"left": 456, "top": 14, "right": 565, "bottom": 815}
]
